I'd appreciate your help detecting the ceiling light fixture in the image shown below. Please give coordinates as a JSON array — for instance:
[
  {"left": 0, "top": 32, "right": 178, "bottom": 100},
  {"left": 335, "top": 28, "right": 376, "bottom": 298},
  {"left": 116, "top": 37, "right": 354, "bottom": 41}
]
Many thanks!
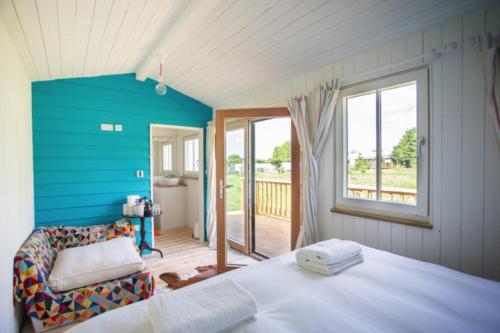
[{"left": 155, "top": 62, "right": 167, "bottom": 96}]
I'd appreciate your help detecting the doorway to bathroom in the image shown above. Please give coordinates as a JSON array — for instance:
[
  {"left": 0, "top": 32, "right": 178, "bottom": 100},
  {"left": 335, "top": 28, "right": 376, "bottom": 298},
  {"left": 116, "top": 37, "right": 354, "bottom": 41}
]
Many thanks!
[
  {"left": 150, "top": 124, "right": 204, "bottom": 241},
  {"left": 148, "top": 124, "right": 205, "bottom": 284}
]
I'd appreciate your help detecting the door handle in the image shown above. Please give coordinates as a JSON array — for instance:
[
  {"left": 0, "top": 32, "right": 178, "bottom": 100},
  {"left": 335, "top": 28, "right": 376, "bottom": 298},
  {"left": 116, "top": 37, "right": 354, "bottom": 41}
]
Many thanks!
[
  {"left": 219, "top": 181, "right": 233, "bottom": 199},
  {"left": 417, "top": 136, "right": 426, "bottom": 156}
]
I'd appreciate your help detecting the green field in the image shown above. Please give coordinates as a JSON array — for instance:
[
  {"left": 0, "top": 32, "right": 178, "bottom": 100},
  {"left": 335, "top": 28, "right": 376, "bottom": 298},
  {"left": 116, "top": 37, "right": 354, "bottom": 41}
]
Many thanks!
[{"left": 348, "top": 167, "right": 417, "bottom": 189}]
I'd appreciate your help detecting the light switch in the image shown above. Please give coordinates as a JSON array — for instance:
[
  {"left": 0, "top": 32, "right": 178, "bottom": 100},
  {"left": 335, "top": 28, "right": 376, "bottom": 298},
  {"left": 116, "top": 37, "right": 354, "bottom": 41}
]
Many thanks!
[
  {"left": 115, "top": 124, "right": 123, "bottom": 132},
  {"left": 100, "top": 123, "right": 113, "bottom": 131}
]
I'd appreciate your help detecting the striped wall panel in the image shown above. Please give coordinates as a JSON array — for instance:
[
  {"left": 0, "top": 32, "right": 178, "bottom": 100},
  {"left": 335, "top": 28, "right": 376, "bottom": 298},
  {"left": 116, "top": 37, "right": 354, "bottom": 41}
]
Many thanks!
[
  {"left": 32, "top": 73, "right": 212, "bottom": 247},
  {"left": 216, "top": 5, "right": 500, "bottom": 282}
]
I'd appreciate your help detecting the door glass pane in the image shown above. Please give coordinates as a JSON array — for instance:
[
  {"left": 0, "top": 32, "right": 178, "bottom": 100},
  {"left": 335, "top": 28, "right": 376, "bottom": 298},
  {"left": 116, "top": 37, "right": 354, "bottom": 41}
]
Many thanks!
[
  {"left": 381, "top": 83, "right": 417, "bottom": 204},
  {"left": 226, "top": 127, "right": 245, "bottom": 244},
  {"left": 346, "top": 93, "right": 377, "bottom": 200},
  {"left": 253, "top": 118, "right": 291, "bottom": 257}
]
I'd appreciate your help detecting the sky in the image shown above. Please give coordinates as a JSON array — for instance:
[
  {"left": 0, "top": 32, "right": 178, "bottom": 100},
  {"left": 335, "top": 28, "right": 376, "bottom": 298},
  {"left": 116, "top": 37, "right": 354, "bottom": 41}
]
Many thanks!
[
  {"left": 225, "top": 83, "right": 416, "bottom": 162},
  {"left": 347, "top": 83, "right": 416, "bottom": 159},
  {"left": 226, "top": 118, "right": 291, "bottom": 160}
]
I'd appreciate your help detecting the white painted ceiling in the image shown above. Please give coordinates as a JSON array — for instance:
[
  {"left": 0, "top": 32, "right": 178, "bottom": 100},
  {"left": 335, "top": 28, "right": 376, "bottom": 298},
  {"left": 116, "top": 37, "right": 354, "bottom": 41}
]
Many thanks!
[{"left": 0, "top": 0, "right": 491, "bottom": 106}]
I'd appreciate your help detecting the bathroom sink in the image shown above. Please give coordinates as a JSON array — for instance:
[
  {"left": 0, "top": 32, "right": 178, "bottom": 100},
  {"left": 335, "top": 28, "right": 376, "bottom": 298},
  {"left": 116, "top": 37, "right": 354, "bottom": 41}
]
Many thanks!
[{"left": 158, "top": 177, "right": 182, "bottom": 186}]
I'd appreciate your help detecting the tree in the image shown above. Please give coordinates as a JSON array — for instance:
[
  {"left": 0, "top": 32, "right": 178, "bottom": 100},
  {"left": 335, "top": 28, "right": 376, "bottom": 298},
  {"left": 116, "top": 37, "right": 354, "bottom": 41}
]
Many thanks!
[
  {"left": 269, "top": 140, "right": 291, "bottom": 173},
  {"left": 391, "top": 127, "right": 417, "bottom": 168},
  {"left": 354, "top": 153, "right": 370, "bottom": 174},
  {"left": 227, "top": 154, "right": 242, "bottom": 167}
]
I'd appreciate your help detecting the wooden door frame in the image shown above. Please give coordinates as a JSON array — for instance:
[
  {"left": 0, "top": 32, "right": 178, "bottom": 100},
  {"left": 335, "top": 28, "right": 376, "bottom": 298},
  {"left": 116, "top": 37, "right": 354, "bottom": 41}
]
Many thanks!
[{"left": 216, "top": 107, "right": 300, "bottom": 273}]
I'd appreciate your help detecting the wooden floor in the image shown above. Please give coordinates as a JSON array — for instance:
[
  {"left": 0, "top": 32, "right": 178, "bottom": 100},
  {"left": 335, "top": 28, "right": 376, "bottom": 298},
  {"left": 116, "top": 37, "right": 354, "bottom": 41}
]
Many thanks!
[
  {"left": 228, "top": 213, "right": 291, "bottom": 257},
  {"left": 144, "top": 228, "right": 257, "bottom": 288},
  {"left": 254, "top": 215, "right": 291, "bottom": 257}
]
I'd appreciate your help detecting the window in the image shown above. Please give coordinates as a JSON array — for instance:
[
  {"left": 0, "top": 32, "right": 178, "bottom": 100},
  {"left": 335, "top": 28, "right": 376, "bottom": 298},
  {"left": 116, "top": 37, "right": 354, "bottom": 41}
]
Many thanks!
[
  {"left": 162, "top": 143, "right": 173, "bottom": 172},
  {"left": 184, "top": 136, "right": 199, "bottom": 174},
  {"left": 335, "top": 68, "right": 429, "bottom": 221}
]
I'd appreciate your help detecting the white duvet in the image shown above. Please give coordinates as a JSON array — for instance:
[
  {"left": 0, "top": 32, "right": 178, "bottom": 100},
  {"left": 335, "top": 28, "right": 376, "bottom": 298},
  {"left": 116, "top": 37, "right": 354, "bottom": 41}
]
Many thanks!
[{"left": 68, "top": 245, "right": 500, "bottom": 333}]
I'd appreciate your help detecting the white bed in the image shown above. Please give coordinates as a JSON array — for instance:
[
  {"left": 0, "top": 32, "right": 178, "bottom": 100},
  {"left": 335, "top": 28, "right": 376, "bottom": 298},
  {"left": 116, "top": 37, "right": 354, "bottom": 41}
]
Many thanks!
[{"left": 68, "top": 244, "right": 500, "bottom": 333}]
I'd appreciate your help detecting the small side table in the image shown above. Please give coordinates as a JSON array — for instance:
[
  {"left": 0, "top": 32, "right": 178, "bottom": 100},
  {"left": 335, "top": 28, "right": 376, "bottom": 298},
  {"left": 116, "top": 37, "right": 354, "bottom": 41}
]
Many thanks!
[{"left": 122, "top": 213, "right": 163, "bottom": 258}]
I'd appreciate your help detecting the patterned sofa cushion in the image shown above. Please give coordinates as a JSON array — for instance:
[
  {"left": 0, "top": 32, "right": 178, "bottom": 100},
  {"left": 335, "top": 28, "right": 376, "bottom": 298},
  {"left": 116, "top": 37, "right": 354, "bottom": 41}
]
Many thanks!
[
  {"left": 42, "top": 221, "right": 136, "bottom": 250},
  {"left": 13, "top": 221, "right": 155, "bottom": 330}
]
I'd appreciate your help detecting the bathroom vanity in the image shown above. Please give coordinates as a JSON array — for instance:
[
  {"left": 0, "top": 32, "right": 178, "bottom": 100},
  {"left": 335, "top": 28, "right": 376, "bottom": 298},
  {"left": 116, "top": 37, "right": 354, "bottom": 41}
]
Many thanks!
[{"left": 153, "top": 182, "right": 187, "bottom": 231}]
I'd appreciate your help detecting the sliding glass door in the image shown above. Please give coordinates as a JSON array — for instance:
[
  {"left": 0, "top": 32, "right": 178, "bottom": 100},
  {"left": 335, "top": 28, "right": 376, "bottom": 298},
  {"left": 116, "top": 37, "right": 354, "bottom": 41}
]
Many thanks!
[
  {"left": 250, "top": 118, "right": 292, "bottom": 258},
  {"left": 215, "top": 108, "right": 300, "bottom": 273},
  {"left": 225, "top": 120, "right": 249, "bottom": 255}
]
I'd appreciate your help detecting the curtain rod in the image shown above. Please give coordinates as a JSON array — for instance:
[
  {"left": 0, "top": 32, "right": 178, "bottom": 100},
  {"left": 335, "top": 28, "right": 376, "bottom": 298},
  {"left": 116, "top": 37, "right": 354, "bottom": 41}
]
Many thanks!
[
  {"left": 469, "top": 31, "right": 500, "bottom": 51},
  {"left": 251, "top": 32, "right": 500, "bottom": 106},
  {"left": 340, "top": 31, "right": 500, "bottom": 88},
  {"left": 339, "top": 41, "right": 458, "bottom": 88}
]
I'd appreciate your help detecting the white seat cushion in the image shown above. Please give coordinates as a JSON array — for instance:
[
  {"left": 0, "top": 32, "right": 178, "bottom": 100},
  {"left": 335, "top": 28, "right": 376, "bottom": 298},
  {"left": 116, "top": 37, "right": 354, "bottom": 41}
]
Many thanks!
[{"left": 48, "top": 236, "right": 145, "bottom": 292}]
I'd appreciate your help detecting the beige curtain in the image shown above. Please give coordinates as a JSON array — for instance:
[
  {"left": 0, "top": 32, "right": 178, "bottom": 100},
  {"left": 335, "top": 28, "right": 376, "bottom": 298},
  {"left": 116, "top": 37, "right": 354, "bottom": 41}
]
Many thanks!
[
  {"left": 288, "top": 80, "right": 340, "bottom": 247},
  {"left": 206, "top": 122, "right": 217, "bottom": 248},
  {"left": 484, "top": 44, "right": 500, "bottom": 152}
]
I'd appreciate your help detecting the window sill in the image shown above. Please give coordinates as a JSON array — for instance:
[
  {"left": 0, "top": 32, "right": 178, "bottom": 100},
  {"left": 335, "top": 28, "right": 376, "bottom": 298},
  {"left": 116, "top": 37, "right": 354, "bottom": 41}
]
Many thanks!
[{"left": 330, "top": 208, "right": 432, "bottom": 229}]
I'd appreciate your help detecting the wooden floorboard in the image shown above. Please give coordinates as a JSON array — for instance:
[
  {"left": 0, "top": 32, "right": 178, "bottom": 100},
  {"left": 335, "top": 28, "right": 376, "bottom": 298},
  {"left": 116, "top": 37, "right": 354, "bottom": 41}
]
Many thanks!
[
  {"left": 144, "top": 227, "right": 257, "bottom": 288},
  {"left": 228, "top": 213, "right": 291, "bottom": 257}
]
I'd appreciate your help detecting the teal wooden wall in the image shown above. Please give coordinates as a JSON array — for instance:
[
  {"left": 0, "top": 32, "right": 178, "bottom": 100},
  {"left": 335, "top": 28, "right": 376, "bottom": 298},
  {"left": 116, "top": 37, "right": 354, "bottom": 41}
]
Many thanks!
[{"left": 32, "top": 74, "right": 212, "bottom": 246}]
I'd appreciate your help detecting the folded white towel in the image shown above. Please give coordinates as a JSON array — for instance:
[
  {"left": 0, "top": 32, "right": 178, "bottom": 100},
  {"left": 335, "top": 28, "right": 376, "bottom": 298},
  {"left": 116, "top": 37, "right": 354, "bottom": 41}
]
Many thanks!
[
  {"left": 295, "top": 239, "right": 362, "bottom": 265},
  {"left": 148, "top": 279, "right": 257, "bottom": 333},
  {"left": 297, "top": 254, "right": 363, "bottom": 276}
]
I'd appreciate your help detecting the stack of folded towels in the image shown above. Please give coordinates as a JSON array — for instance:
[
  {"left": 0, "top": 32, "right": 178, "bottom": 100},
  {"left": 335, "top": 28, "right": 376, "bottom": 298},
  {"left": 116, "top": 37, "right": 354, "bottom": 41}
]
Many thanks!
[{"left": 296, "top": 239, "right": 363, "bottom": 276}]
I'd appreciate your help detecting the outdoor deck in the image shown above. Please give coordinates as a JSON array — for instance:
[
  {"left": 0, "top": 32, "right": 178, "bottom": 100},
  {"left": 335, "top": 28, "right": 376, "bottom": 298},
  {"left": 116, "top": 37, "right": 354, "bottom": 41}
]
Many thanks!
[{"left": 227, "top": 212, "right": 291, "bottom": 258}]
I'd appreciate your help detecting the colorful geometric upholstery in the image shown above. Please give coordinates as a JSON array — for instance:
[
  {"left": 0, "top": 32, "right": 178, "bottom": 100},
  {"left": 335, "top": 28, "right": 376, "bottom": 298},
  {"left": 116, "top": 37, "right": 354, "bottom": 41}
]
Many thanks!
[{"left": 13, "top": 221, "right": 155, "bottom": 330}]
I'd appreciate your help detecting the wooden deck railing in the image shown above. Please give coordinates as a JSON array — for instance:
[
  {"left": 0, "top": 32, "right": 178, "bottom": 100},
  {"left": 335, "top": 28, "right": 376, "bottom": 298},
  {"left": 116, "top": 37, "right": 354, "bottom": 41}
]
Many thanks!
[
  {"left": 348, "top": 185, "right": 416, "bottom": 203},
  {"left": 255, "top": 179, "right": 291, "bottom": 219},
  {"left": 249, "top": 180, "right": 417, "bottom": 220}
]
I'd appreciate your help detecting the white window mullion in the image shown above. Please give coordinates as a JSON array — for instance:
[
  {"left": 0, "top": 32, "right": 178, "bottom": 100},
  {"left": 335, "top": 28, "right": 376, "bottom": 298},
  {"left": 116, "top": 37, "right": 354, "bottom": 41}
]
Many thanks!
[
  {"left": 184, "top": 135, "right": 200, "bottom": 174},
  {"left": 376, "top": 90, "right": 382, "bottom": 201}
]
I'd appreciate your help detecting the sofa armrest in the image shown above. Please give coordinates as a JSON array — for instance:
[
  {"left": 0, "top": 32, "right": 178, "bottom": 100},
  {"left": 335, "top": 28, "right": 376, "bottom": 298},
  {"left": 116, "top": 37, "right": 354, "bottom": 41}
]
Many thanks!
[{"left": 13, "top": 230, "right": 60, "bottom": 321}]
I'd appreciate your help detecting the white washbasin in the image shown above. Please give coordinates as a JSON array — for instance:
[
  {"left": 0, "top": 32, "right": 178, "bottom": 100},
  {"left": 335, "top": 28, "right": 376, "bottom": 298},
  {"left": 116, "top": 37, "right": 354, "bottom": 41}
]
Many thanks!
[{"left": 158, "top": 177, "right": 182, "bottom": 186}]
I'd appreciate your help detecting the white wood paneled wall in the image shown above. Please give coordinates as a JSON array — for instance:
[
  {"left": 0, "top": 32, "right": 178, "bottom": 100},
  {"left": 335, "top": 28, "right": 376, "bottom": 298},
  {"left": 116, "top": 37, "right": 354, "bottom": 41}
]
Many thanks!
[
  {"left": 216, "top": 5, "right": 500, "bottom": 281},
  {"left": 0, "top": 19, "right": 35, "bottom": 332}
]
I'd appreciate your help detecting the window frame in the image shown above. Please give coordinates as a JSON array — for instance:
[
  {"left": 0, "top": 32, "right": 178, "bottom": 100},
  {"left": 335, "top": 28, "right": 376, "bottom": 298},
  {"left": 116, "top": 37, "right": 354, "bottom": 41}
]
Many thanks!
[
  {"left": 183, "top": 135, "right": 200, "bottom": 176},
  {"left": 334, "top": 67, "right": 430, "bottom": 222},
  {"left": 161, "top": 142, "right": 173, "bottom": 173}
]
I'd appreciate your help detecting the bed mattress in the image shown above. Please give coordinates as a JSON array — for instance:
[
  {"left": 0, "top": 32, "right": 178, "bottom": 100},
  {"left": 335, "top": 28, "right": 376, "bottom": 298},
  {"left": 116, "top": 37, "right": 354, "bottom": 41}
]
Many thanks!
[{"left": 68, "top": 244, "right": 500, "bottom": 333}]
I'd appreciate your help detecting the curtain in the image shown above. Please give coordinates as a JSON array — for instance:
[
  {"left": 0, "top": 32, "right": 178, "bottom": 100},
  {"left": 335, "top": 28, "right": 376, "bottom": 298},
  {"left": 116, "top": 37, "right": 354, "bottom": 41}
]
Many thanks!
[
  {"left": 206, "top": 122, "right": 217, "bottom": 248},
  {"left": 288, "top": 80, "right": 340, "bottom": 247},
  {"left": 484, "top": 44, "right": 500, "bottom": 152}
]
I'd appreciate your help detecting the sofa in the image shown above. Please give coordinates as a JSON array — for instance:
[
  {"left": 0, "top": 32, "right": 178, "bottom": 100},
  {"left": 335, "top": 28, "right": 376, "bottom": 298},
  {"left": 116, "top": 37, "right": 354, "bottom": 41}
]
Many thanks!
[{"left": 13, "top": 221, "right": 155, "bottom": 331}]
